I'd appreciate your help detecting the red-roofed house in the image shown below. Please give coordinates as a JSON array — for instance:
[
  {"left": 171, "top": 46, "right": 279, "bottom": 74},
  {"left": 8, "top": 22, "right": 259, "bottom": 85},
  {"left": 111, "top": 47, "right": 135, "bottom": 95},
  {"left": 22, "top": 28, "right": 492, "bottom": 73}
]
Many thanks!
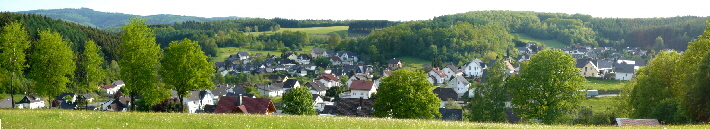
[
  {"left": 101, "top": 80, "right": 125, "bottom": 94},
  {"left": 214, "top": 96, "right": 277, "bottom": 114},
  {"left": 427, "top": 68, "right": 447, "bottom": 85},
  {"left": 315, "top": 74, "right": 341, "bottom": 88},
  {"left": 347, "top": 80, "right": 377, "bottom": 99}
]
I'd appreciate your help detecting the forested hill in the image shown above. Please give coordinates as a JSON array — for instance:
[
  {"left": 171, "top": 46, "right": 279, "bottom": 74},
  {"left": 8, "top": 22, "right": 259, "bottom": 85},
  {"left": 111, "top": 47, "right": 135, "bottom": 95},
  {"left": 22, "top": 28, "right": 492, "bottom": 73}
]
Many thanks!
[
  {"left": 15, "top": 8, "right": 243, "bottom": 28},
  {"left": 0, "top": 12, "right": 120, "bottom": 61}
]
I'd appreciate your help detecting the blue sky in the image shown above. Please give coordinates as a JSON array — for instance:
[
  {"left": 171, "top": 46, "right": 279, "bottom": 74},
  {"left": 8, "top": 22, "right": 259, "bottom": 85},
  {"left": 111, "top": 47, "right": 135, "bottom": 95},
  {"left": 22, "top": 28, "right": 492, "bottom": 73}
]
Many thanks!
[{"left": 1, "top": 0, "right": 708, "bottom": 21}]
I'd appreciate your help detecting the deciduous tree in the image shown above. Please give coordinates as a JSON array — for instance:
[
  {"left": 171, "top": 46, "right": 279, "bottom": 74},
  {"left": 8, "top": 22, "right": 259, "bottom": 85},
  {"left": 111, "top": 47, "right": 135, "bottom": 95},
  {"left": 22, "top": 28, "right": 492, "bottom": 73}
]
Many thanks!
[
  {"left": 0, "top": 21, "right": 31, "bottom": 108},
  {"left": 282, "top": 86, "right": 316, "bottom": 115},
  {"left": 119, "top": 17, "right": 165, "bottom": 110},
  {"left": 469, "top": 59, "right": 508, "bottom": 122},
  {"left": 80, "top": 40, "right": 106, "bottom": 93},
  {"left": 29, "top": 29, "right": 76, "bottom": 100},
  {"left": 160, "top": 38, "right": 215, "bottom": 112},
  {"left": 373, "top": 70, "right": 440, "bottom": 119}
]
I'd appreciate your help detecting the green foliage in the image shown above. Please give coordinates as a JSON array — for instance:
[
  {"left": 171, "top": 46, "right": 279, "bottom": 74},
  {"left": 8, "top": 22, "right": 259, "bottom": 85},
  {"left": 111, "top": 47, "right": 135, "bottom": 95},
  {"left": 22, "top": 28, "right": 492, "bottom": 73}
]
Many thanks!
[
  {"left": 628, "top": 51, "right": 681, "bottom": 119},
  {"left": 0, "top": 21, "right": 31, "bottom": 101},
  {"left": 682, "top": 21, "right": 710, "bottom": 122},
  {"left": 119, "top": 17, "right": 166, "bottom": 110},
  {"left": 327, "top": 33, "right": 341, "bottom": 50},
  {"left": 160, "top": 38, "right": 216, "bottom": 112},
  {"left": 29, "top": 29, "right": 76, "bottom": 98},
  {"left": 509, "top": 49, "right": 585, "bottom": 124},
  {"left": 79, "top": 40, "right": 106, "bottom": 93},
  {"left": 17, "top": 8, "right": 241, "bottom": 28},
  {"left": 651, "top": 98, "right": 692, "bottom": 124},
  {"left": 687, "top": 50, "right": 710, "bottom": 122},
  {"left": 373, "top": 70, "right": 440, "bottom": 119},
  {"left": 444, "top": 98, "right": 461, "bottom": 109},
  {"left": 104, "top": 60, "right": 120, "bottom": 84},
  {"left": 468, "top": 59, "right": 508, "bottom": 122},
  {"left": 244, "top": 86, "right": 260, "bottom": 97},
  {"left": 282, "top": 86, "right": 316, "bottom": 115}
]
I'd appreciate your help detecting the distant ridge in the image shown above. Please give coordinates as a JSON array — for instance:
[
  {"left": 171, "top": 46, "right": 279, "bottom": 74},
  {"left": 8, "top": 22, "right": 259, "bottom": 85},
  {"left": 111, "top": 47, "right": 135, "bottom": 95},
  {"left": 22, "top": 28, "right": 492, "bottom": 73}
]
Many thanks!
[{"left": 16, "top": 7, "right": 245, "bottom": 28}]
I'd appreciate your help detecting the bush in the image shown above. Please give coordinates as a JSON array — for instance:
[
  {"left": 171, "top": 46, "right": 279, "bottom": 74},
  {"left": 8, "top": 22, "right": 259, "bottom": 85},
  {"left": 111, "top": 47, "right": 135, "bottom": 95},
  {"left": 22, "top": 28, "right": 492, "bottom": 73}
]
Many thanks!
[{"left": 651, "top": 98, "right": 692, "bottom": 125}]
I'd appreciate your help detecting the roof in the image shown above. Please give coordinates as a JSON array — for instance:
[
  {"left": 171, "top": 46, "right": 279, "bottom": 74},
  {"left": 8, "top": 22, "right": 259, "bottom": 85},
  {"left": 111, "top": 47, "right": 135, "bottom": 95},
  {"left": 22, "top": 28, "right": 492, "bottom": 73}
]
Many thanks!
[
  {"left": 23, "top": 94, "right": 44, "bottom": 103},
  {"left": 258, "top": 83, "right": 283, "bottom": 91},
  {"left": 632, "top": 59, "right": 646, "bottom": 66},
  {"left": 312, "top": 94, "right": 322, "bottom": 101},
  {"left": 453, "top": 75, "right": 470, "bottom": 85},
  {"left": 388, "top": 58, "right": 401, "bottom": 64},
  {"left": 349, "top": 80, "right": 375, "bottom": 91},
  {"left": 238, "top": 52, "right": 250, "bottom": 57},
  {"left": 112, "top": 80, "right": 125, "bottom": 85},
  {"left": 575, "top": 58, "right": 593, "bottom": 68},
  {"left": 433, "top": 87, "right": 458, "bottom": 101},
  {"left": 468, "top": 59, "right": 483, "bottom": 67},
  {"left": 383, "top": 70, "right": 392, "bottom": 76},
  {"left": 81, "top": 94, "right": 93, "bottom": 99},
  {"left": 334, "top": 98, "right": 374, "bottom": 116},
  {"left": 615, "top": 63, "right": 635, "bottom": 73},
  {"left": 283, "top": 79, "right": 299, "bottom": 88},
  {"left": 299, "top": 54, "right": 311, "bottom": 60},
  {"left": 212, "top": 85, "right": 231, "bottom": 97},
  {"left": 444, "top": 63, "right": 460, "bottom": 72},
  {"left": 616, "top": 118, "right": 660, "bottom": 126},
  {"left": 214, "top": 96, "right": 276, "bottom": 114},
  {"left": 305, "top": 82, "right": 328, "bottom": 92},
  {"left": 596, "top": 60, "right": 613, "bottom": 69},
  {"left": 0, "top": 98, "right": 13, "bottom": 108},
  {"left": 324, "top": 50, "right": 335, "bottom": 56},
  {"left": 101, "top": 85, "right": 118, "bottom": 89},
  {"left": 317, "top": 74, "right": 339, "bottom": 82},
  {"left": 438, "top": 108, "right": 463, "bottom": 121},
  {"left": 504, "top": 61, "right": 515, "bottom": 71},
  {"left": 330, "top": 56, "right": 341, "bottom": 62},
  {"left": 312, "top": 48, "right": 324, "bottom": 54},
  {"left": 109, "top": 96, "right": 131, "bottom": 111},
  {"left": 429, "top": 68, "right": 446, "bottom": 77},
  {"left": 268, "top": 75, "right": 289, "bottom": 81}
]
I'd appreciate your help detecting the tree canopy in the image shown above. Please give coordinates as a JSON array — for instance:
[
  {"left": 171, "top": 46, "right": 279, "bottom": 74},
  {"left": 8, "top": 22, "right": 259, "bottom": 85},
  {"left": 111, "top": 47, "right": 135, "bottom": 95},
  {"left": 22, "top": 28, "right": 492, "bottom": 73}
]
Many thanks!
[
  {"left": 373, "top": 70, "right": 440, "bottom": 119},
  {"left": 282, "top": 86, "right": 317, "bottom": 115},
  {"left": 119, "top": 17, "right": 166, "bottom": 110},
  {"left": 29, "top": 29, "right": 76, "bottom": 98},
  {"left": 160, "top": 38, "right": 215, "bottom": 112}
]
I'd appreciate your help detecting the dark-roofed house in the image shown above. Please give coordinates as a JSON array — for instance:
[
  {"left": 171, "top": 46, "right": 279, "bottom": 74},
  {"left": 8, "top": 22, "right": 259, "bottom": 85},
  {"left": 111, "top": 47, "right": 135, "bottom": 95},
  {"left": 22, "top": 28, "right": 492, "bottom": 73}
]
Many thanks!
[
  {"left": 213, "top": 96, "right": 277, "bottom": 114},
  {"left": 576, "top": 58, "right": 599, "bottom": 77},
  {"left": 102, "top": 96, "right": 130, "bottom": 112},
  {"left": 615, "top": 63, "right": 635, "bottom": 80},
  {"left": 182, "top": 90, "right": 215, "bottom": 113},
  {"left": 388, "top": 58, "right": 402, "bottom": 70},
  {"left": 283, "top": 79, "right": 301, "bottom": 91},
  {"left": 55, "top": 93, "right": 77, "bottom": 109},
  {"left": 433, "top": 87, "right": 460, "bottom": 108},
  {"left": 348, "top": 80, "right": 376, "bottom": 99},
  {"left": 305, "top": 81, "right": 328, "bottom": 96},
  {"left": 462, "top": 59, "right": 484, "bottom": 78},
  {"left": 17, "top": 93, "right": 45, "bottom": 109},
  {"left": 257, "top": 83, "right": 284, "bottom": 97},
  {"left": 446, "top": 75, "right": 470, "bottom": 97},
  {"left": 238, "top": 52, "right": 250, "bottom": 60},
  {"left": 442, "top": 63, "right": 462, "bottom": 79},
  {"left": 297, "top": 54, "right": 312, "bottom": 64},
  {"left": 268, "top": 75, "right": 289, "bottom": 82},
  {"left": 595, "top": 60, "right": 613, "bottom": 74},
  {"left": 330, "top": 56, "right": 342, "bottom": 66},
  {"left": 311, "top": 48, "right": 325, "bottom": 58},
  {"left": 333, "top": 98, "right": 374, "bottom": 117},
  {"left": 438, "top": 108, "right": 463, "bottom": 121}
]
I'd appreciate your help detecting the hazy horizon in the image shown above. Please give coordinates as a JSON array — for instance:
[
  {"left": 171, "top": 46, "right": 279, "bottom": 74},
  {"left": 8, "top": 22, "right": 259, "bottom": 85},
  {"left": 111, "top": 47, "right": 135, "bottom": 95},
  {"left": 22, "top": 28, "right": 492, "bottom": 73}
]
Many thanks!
[{"left": 2, "top": 0, "right": 709, "bottom": 21}]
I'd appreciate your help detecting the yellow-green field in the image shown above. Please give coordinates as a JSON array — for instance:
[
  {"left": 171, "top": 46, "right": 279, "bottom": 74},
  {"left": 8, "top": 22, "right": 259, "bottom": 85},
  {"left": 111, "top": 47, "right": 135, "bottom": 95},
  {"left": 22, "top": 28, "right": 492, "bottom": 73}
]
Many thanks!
[
  {"left": 583, "top": 78, "right": 625, "bottom": 91},
  {"left": 515, "top": 33, "right": 569, "bottom": 48},
  {"left": 581, "top": 96, "right": 619, "bottom": 113},
  {"left": 398, "top": 56, "right": 431, "bottom": 71},
  {"left": 212, "top": 46, "right": 315, "bottom": 62},
  {"left": 5, "top": 109, "right": 705, "bottom": 128}
]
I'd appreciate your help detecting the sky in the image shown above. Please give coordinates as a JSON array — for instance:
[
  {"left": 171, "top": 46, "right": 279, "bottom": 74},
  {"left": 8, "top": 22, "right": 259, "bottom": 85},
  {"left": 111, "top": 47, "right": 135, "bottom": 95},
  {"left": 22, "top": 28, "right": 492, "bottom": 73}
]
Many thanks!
[{"left": 1, "top": 0, "right": 708, "bottom": 21}]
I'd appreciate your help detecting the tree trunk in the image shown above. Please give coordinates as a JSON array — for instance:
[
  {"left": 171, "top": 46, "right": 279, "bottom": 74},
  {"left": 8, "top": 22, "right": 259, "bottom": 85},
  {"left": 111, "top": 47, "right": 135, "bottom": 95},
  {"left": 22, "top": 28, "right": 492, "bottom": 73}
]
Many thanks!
[
  {"left": 10, "top": 72, "right": 15, "bottom": 108},
  {"left": 130, "top": 93, "right": 136, "bottom": 111},
  {"left": 179, "top": 93, "right": 185, "bottom": 113}
]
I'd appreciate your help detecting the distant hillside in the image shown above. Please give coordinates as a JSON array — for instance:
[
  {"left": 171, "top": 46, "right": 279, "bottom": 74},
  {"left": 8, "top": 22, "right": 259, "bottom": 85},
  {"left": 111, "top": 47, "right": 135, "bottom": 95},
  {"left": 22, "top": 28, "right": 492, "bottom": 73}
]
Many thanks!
[{"left": 16, "top": 8, "right": 243, "bottom": 28}]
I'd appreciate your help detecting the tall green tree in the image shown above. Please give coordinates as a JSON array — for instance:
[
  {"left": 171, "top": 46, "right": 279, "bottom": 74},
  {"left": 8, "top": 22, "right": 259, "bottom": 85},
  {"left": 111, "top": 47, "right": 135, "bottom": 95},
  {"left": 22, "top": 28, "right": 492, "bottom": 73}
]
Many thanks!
[
  {"left": 0, "top": 21, "right": 31, "bottom": 108},
  {"left": 654, "top": 36, "right": 665, "bottom": 50},
  {"left": 373, "top": 70, "right": 440, "bottom": 119},
  {"left": 160, "top": 38, "right": 215, "bottom": 112},
  {"left": 509, "top": 49, "right": 585, "bottom": 124},
  {"left": 119, "top": 17, "right": 165, "bottom": 110},
  {"left": 688, "top": 51, "right": 710, "bottom": 122},
  {"left": 282, "top": 86, "right": 317, "bottom": 115},
  {"left": 682, "top": 21, "right": 710, "bottom": 122},
  {"left": 29, "top": 29, "right": 76, "bottom": 99},
  {"left": 79, "top": 40, "right": 106, "bottom": 93},
  {"left": 327, "top": 33, "right": 341, "bottom": 50},
  {"left": 104, "top": 60, "right": 120, "bottom": 84},
  {"left": 469, "top": 59, "right": 509, "bottom": 122},
  {"left": 628, "top": 51, "right": 681, "bottom": 119}
]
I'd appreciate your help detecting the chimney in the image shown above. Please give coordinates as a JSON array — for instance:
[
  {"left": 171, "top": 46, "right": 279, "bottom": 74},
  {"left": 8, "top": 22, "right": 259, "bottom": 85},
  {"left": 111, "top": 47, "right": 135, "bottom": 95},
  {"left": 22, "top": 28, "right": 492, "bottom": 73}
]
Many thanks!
[{"left": 238, "top": 94, "right": 243, "bottom": 106}]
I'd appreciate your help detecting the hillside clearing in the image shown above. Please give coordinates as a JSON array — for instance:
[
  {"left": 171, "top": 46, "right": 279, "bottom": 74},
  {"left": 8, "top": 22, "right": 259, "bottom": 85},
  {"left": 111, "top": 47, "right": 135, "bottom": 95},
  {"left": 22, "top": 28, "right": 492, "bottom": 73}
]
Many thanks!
[
  {"left": 515, "top": 33, "right": 568, "bottom": 48},
  {"left": 248, "top": 26, "right": 351, "bottom": 36},
  {"left": 212, "top": 46, "right": 315, "bottom": 63},
  {"left": 5, "top": 109, "right": 699, "bottom": 128}
]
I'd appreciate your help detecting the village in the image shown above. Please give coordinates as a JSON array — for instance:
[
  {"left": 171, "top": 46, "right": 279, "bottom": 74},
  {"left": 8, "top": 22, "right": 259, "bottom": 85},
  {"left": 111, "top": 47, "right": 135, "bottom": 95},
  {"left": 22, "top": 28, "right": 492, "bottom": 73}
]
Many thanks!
[{"left": 0, "top": 42, "right": 653, "bottom": 124}]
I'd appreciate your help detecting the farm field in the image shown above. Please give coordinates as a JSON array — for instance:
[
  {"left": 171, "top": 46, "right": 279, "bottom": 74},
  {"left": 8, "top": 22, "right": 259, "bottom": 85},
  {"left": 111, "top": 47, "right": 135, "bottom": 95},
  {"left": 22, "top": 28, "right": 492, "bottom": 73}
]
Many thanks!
[
  {"left": 515, "top": 33, "right": 569, "bottom": 48},
  {"left": 397, "top": 56, "right": 431, "bottom": 71},
  {"left": 582, "top": 77, "right": 625, "bottom": 92},
  {"left": 5, "top": 109, "right": 704, "bottom": 128},
  {"left": 212, "top": 46, "right": 315, "bottom": 62},
  {"left": 581, "top": 96, "right": 619, "bottom": 113}
]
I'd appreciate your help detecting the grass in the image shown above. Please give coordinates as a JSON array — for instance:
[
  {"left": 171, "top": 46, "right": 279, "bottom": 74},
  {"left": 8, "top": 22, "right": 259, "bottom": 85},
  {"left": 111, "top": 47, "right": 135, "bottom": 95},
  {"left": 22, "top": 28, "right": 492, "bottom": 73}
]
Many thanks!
[
  {"left": 582, "top": 77, "right": 625, "bottom": 92},
  {"left": 6, "top": 109, "right": 708, "bottom": 128},
  {"left": 514, "top": 33, "right": 569, "bottom": 48},
  {"left": 397, "top": 56, "right": 431, "bottom": 71},
  {"left": 581, "top": 96, "right": 618, "bottom": 113},
  {"left": 212, "top": 46, "right": 315, "bottom": 62}
]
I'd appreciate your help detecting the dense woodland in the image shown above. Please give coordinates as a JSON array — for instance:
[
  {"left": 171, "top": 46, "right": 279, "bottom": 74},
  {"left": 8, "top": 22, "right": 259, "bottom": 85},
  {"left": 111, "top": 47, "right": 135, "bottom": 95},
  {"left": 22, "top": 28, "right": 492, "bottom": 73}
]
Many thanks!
[{"left": 16, "top": 8, "right": 242, "bottom": 28}]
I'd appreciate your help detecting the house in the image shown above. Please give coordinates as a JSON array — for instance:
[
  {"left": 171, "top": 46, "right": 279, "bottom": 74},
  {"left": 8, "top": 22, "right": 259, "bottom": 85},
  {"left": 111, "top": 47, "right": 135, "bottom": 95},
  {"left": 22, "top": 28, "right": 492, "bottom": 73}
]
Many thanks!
[
  {"left": 315, "top": 74, "right": 341, "bottom": 88},
  {"left": 347, "top": 80, "right": 376, "bottom": 99},
  {"left": 616, "top": 118, "right": 660, "bottom": 126},
  {"left": 438, "top": 108, "right": 464, "bottom": 121},
  {"left": 346, "top": 74, "right": 369, "bottom": 87},
  {"left": 387, "top": 58, "right": 402, "bottom": 70},
  {"left": 331, "top": 98, "right": 374, "bottom": 117},
  {"left": 101, "top": 80, "right": 125, "bottom": 95},
  {"left": 0, "top": 98, "right": 13, "bottom": 108},
  {"left": 595, "top": 60, "right": 614, "bottom": 75},
  {"left": 383, "top": 70, "right": 393, "bottom": 77},
  {"left": 427, "top": 68, "right": 447, "bottom": 85},
  {"left": 257, "top": 83, "right": 284, "bottom": 97},
  {"left": 336, "top": 51, "right": 358, "bottom": 65},
  {"left": 102, "top": 95, "right": 130, "bottom": 111},
  {"left": 503, "top": 61, "right": 516, "bottom": 75},
  {"left": 55, "top": 93, "right": 77, "bottom": 109},
  {"left": 311, "top": 48, "right": 325, "bottom": 58},
  {"left": 312, "top": 94, "right": 334, "bottom": 112},
  {"left": 297, "top": 54, "right": 312, "bottom": 64},
  {"left": 324, "top": 50, "right": 335, "bottom": 58},
  {"left": 17, "top": 93, "right": 45, "bottom": 109},
  {"left": 268, "top": 75, "right": 289, "bottom": 82},
  {"left": 81, "top": 94, "right": 94, "bottom": 103},
  {"left": 433, "top": 87, "right": 460, "bottom": 108},
  {"left": 462, "top": 59, "right": 485, "bottom": 78},
  {"left": 615, "top": 63, "right": 635, "bottom": 80},
  {"left": 517, "top": 53, "right": 530, "bottom": 62},
  {"left": 576, "top": 58, "right": 599, "bottom": 77},
  {"left": 442, "top": 63, "right": 463, "bottom": 79},
  {"left": 286, "top": 53, "right": 298, "bottom": 61},
  {"left": 238, "top": 52, "right": 250, "bottom": 60},
  {"left": 305, "top": 81, "right": 328, "bottom": 96},
  {"left": 446, "top": 75, "right": 470, "bottom": 97},
  {"left": 283, "top": 79, "right": 301, "bottom": 91},
  {"left": 330, "top": 56, "right": 342, "bottom": 66},
  {"left": 213, "top": 96, "right": 277, "bottom": 114},
  {"left": 180, "top": 90, "right": 215, "bottom": 113}
]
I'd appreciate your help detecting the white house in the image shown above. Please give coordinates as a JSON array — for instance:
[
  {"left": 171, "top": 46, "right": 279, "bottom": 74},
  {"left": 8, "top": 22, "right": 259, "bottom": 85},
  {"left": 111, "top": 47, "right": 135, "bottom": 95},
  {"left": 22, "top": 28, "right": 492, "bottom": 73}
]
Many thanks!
[
  {"left": 101, "top": 80, "right": 125, "bottom": 95},
  {"left": 347, "top": 80, "right": 376, "bottom": 99},
  {"left": 427, "top": 68, "right": 447, "bottom": 85},
  {"left": 442, "top": 64, "right": 463, "bottom": 79},
  {"left": 258, "top": 83, "right": 285, "bottom": 97},
  {"left": 462, "top": 59, "right": 485, "bottom": 77},
  {"left": 183, "top": 91, "right": 214, "bottom": 113},
  {"left": 615, "top": 63, "right": 635, "bottom": 80},
  {"left": 17, "top": 94, "right": 45, "bottom": 109},
  {"left": 330, "top": 56, "right": 342, "bottom": 66},
  {"left": 297, "top": 54, "right": 312, "bottom": 64},
  {"left": 306, "top": 81, "right": 328, "bottom": 96},
  {"left": 433, "top": 87, "right": 460, "bottom": 108},
  {"left": 283, "top": 79, "right": 301, "bottom": 91},
  {"left": 446, "top": 75, "right": 470, "bottom": 97},
  {"left": 346, "top": 74, "right": 368, "bottom": 87},
  {"left": 315, "top": 74, "right": 341, "bottom": 88}
]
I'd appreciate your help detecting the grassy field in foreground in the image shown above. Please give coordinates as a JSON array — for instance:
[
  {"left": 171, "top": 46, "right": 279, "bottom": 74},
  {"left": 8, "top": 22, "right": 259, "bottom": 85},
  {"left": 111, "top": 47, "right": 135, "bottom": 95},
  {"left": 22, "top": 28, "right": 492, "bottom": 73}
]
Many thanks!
[
  {"left": 5, "top": 109, "right": 706, "bottom": 129},
  {"left": 212, "top": 46, "right": 315, "bottom": 62},
  {"left": 515, "top": 33, "right": 569, "bottom": 48}
]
